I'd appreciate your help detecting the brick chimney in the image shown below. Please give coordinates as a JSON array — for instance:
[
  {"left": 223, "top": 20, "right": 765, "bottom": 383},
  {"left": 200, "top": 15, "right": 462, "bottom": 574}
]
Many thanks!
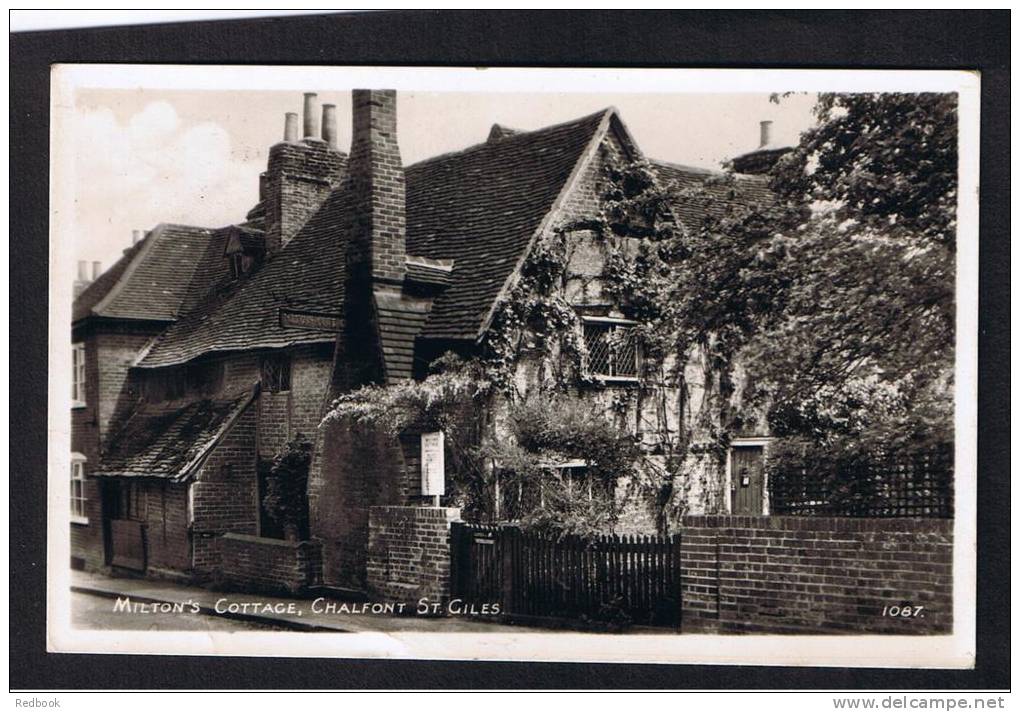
[
  {"left": 347, "top": 89, "right": 406, "bottom": 286},
  {"left": 261, "top": 95, "right": 348, "bottom": 254}
]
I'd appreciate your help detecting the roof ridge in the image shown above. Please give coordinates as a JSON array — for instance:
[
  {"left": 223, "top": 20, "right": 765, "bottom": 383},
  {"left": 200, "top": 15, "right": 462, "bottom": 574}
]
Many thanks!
[{"left": 406, "top": 108, "right": 613, "bottom": 172}]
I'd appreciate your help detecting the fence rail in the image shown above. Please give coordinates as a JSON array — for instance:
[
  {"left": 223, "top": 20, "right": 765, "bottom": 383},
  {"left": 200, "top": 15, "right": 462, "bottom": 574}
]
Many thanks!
[
  {"left": 451, "top": 523, "right": 680, "bottom": 628},
  {"left": 768, "top": 446, "right": 953, "bottom": 518}
]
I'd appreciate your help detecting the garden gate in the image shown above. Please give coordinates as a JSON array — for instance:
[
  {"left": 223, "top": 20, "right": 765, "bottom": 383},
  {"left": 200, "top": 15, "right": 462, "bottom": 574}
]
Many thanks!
[{"left": 450, "top": 523, "right": 681, "bottom": 629}]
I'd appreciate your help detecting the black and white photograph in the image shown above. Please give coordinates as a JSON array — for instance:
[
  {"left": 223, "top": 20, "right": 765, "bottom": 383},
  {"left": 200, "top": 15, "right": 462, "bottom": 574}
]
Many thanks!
[{"left": 43, "top": 63, "right": 981, "bottom": 669}]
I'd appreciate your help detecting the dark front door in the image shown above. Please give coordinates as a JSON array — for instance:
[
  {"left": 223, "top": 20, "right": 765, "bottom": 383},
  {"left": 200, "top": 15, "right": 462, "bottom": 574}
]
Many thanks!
[{"left": 731, "top": 446, "right": 765, "bottom": 515}]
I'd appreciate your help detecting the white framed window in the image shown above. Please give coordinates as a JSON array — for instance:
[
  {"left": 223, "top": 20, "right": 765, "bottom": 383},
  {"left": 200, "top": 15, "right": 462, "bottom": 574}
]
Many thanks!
[
  {"left": 582, "top": 317, "right": 640, "bottom": 381},
  {"left": 72, "top": 342, "right": 86, "bottom": 406},
  {"left": 71, "top": 453, "right": 88, "bottom": 524}
]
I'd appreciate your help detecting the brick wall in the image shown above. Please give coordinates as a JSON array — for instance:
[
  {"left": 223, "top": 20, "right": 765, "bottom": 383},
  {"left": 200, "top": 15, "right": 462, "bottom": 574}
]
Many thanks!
[
  {"left": 191, "top": 405, "right": 259, "bottom": 571},
  {"left": 215, "top": 533, "right": 322, "bottom": 594},
  {"left": 310, "top": 417, "right": 405, "bottom": 590},
  {"left": 366, "top": 506, "right": 460, "bottom": 605},
  {"left": 679, "top": 515, "right": 953, "bottom": 634}
]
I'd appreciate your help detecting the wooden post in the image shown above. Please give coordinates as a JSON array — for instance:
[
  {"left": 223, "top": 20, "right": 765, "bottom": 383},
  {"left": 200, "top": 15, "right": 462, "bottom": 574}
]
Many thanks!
[
  {"left": 501, "top": 527, "right": 515, "bottom": 617},
  {"left": 673, "top": 533, "right": 683, "bottom": 633}
]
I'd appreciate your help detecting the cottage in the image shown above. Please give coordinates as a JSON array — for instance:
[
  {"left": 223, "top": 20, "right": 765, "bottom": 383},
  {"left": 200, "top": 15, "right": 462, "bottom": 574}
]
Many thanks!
[{"left": 70, "top": 90, "right": 782, "bottom": 588}]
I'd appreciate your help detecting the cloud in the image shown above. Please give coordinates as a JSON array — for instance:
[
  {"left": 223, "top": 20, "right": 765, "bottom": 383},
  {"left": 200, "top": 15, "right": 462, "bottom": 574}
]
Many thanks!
[{"left": 71, "top": 100, "right": 259, "bottom": 272}]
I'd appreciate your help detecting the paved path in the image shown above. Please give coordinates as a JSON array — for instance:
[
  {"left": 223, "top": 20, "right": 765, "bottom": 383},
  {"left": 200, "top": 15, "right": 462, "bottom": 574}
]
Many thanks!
[{"left": 71, "top": 571, "right": 524, "bottom": 634}]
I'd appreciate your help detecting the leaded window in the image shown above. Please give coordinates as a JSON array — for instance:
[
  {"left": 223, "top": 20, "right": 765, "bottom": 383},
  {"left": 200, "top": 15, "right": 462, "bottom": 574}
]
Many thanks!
[{"left": 583, "top": 320, "right": 639, "bottom": 379}]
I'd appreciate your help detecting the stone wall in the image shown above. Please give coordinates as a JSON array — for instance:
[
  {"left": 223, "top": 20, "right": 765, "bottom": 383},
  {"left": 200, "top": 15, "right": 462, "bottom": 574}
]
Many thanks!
[
  {"left": 366, "top": 506, "right": 460, "bottom": 605},
  {"left": 679, "top": 515, "right": 954, "bottom": 634}
]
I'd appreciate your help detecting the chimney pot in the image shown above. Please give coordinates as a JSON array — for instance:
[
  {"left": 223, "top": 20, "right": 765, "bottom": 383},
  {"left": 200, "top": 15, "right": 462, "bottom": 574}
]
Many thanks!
[
  {"left": 322, "top": 103, "right": 338, "bottom": 149},
  {"left": 77, "top": 261, "right": 88, "bottom": 281},
  {"left": 132, "top": 229, "right": 143, "bottom": 245},
  {"left": 92, "top": 261, "right": 101, "bottom": 280},
  {"left": 302, "top": 93, "right": 320, "bottom": 140},
  {"left": 284, "top": 112, "right": 299, "bottom": 143},
  {"left": 759, "top": 120, "right": 773, "bottom": 148}
]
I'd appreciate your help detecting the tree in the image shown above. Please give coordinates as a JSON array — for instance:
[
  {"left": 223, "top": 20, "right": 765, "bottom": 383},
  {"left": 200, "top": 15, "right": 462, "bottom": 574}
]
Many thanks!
[{"left": 724, "top": 92, "right": 958, "bottom": 448}]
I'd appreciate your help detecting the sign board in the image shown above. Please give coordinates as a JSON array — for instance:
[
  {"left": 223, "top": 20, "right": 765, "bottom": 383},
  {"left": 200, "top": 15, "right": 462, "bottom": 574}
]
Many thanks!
[
  {"left": 279, "top": 309, "right": 342, "bottom": 332},
  {"left": 420, "top": 431, "right": 445, "bottom": 496}
]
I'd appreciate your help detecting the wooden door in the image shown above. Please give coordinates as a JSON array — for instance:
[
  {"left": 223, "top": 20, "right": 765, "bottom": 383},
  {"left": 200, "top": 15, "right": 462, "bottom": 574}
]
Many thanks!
[{"left": 731, "top": 446, "right": 765, "bottom": 515}]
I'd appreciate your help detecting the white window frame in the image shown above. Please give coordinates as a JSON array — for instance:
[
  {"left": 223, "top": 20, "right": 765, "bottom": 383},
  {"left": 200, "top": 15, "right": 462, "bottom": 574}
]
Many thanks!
[
  {"left": 71, "top": 453, "right": 88, "bottom": 524},
  {"left": 581, "top": 316, "right": 641, "bottom": 383},
  {"left": 72, "top": 342, "right": 86, "bottom": 407}
]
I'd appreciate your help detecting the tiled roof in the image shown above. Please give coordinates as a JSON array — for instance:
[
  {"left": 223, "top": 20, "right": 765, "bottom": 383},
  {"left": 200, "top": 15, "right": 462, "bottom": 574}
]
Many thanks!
[
  {"left": 132, "top": 112, "right": 773, "bottom": 368},
  {"left": 650, "top": 161, "right": 772, "bottom": 232},
  {"left": 139, "top": 189, "right": 352, "bottom": 367},
  {"left": 73, "top": 224, "right": 213, "bottom": 324},
  {"left": 140, "top": 110, "right": 609, "bottom": 365},
  {"left": 405, "top": 255, "right": 454, "bottom": 288},
  {"left": 94, "top": 386, "right": 257, "bottom": 481},
  {"left": 406, "top": 109, "right": 609, "bottom": 340},
  {"left": 375, "top": 290, "right": 430, "bottom": 382}
]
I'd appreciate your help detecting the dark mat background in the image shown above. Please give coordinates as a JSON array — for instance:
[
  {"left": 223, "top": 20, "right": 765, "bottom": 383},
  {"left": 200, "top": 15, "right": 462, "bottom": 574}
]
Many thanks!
[{"left": 10, "top": 10, "right": 1009, "bottom": 690}]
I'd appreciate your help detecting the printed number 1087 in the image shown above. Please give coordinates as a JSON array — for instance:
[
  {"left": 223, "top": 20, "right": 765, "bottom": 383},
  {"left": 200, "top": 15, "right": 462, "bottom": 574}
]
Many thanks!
[{"left": 882, "top": 605, "right": 924, "bottom": 618}]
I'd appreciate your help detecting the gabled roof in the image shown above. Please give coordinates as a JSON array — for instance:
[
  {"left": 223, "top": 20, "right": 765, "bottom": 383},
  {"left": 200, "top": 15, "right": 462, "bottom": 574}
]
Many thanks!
[
  {"left": 406, "top": 109, "right": 612, "bottom": 340},
  {"left": 139, "top": 109, "right": 614, "bottom": 365},
  {"left": 94, "top": 385, "right": 257, "bottom": 481},
  {"left": 130, "top": 108, "right": 771, "bottom": 368},
  {"left": 73, "top": 224, "right": 213, "bottom": 324},
  {"left": 139, "top": 189, "right": 353, "bottom": 367}
]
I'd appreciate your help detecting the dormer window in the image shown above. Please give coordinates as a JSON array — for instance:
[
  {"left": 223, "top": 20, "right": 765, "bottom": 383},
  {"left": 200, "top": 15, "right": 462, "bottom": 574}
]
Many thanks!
[
  {"left": 582, "top": 317, "right": 640, "bottom": 381},
  {"left": 228, "top": 253, "right": 244, "bottom": 280},
  {"left": 222, "top": 225, "right": 265, "bottom": 282}
]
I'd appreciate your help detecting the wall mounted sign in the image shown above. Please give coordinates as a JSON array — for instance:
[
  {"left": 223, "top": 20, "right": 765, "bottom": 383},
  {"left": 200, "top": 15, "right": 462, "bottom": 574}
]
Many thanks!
[
  {"left": 279, "top": 308, "right": 342, "bottom": 332},
  {"left": 420, "top": 431, "right": 445, "bottom": 496}
]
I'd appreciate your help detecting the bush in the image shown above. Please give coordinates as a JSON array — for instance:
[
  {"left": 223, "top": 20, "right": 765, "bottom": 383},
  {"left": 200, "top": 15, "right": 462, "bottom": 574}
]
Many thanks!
[{"left": 261, "top": 435, "right": 313, "bottom": 540}]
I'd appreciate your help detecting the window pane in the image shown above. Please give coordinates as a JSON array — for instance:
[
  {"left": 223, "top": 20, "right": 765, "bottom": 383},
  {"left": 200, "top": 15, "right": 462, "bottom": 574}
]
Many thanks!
[
  {"left": 584, "top": 324, "right": 611, "bottom": 376},
  {"left": 614, "top": 326, "right": 638, "bottom": 377}
]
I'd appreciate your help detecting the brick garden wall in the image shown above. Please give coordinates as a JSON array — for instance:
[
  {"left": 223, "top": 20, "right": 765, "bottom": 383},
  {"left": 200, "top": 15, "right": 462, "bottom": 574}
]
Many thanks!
[
  {"left": 215, "top": 533, "right": 322, "bottom": 594},
  {"left": 366, "top": 506, "right": 460, "bottom": 605},
  {"left": 310, "top": 418, "right": 405, "bottom": 590},
  {"left": 679, "top": 515, "right": 953, "bottom": 634}
]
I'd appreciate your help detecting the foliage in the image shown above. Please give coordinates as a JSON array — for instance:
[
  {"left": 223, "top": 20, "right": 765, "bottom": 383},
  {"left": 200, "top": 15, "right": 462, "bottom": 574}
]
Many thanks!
[
  {"left": 261, "top": 434, "right": 313, "bottom": 540},
  {"left": 745, "top": 92, "right": 957, "bottom": 446}
]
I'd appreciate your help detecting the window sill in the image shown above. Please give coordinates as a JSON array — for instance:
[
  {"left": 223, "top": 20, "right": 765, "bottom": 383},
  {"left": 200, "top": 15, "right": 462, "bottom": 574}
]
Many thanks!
[
  {"left": 590, "top": 375, "right": 641, "bottom": 385},
  {"left": 71, "top": 516, "right": 89, "bottom": 526},
  {"left": 71, "top": 401, "right": 87, "bottom": 410}
]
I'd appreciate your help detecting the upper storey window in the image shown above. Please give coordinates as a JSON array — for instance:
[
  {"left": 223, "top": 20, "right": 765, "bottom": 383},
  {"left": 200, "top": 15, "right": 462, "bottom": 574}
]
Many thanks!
[
  {"left": 223, "top": 226, "right": 265, "bottom": 282},
  {"left": 582, "top": 317, "right": 640, "bottom": 381},
  {"left": 72, "top": 342, "right": 86, "bottom": 406}
]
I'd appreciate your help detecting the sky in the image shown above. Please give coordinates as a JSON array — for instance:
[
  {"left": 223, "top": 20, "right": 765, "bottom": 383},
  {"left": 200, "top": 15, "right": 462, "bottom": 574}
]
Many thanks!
[{"left": 67, "top": 87, "right": 818, "bottom": 273}]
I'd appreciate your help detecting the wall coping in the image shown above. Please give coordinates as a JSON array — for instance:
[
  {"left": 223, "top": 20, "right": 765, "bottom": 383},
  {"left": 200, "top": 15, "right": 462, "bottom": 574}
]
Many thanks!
[
  {"left": 220, "top": 532, "right": 318, "bottom": 549},
  {"left": 681, "top": 515, "right": 953, "bottom": 534},
  {"left": 369, "top": 505, "right": 462, "bottom": 521}
]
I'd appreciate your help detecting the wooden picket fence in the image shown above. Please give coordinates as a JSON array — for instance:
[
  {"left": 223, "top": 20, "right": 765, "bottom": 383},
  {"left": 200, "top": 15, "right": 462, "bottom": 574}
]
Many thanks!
[{"left": 450, "top": 523, "right": 681, "bottom": 629}]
